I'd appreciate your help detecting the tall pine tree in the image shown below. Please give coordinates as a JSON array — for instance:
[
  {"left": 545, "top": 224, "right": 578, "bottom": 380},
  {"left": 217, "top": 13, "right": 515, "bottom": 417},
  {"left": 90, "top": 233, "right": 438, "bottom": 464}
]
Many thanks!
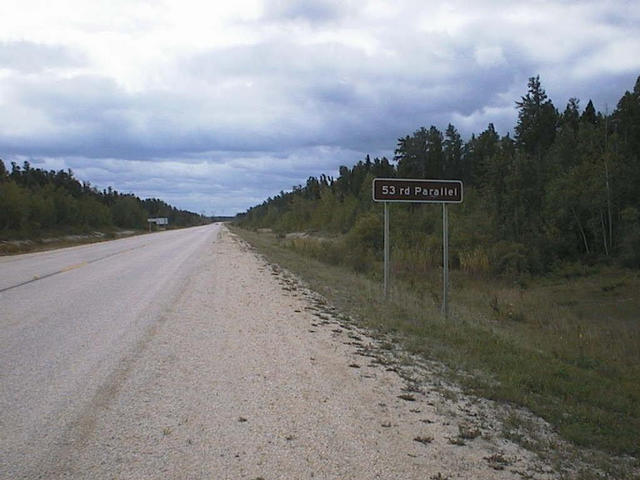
[
  {"left": 515, "top": 76, "right": 558, "bottom": 160},
  {"left": 443, "top": 123, "right": 463, "bottom": 179}
]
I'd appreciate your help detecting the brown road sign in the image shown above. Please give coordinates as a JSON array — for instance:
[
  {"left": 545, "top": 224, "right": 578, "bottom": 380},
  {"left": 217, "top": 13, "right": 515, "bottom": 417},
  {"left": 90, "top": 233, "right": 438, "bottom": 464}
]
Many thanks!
[{"left": 372, "top": 178, "right": 463, "bottom": 203}]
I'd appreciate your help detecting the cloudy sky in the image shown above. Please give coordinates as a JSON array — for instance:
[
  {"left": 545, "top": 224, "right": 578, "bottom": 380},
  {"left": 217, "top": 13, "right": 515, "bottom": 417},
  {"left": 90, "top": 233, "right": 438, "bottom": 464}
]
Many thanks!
[{"left": 1, "top": 0, "right": 638, "bottom": 215}]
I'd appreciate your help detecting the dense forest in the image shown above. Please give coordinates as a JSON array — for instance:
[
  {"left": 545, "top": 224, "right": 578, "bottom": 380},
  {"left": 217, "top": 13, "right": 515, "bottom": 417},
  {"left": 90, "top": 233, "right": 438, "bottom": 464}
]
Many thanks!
[
  {"left": 0, "top": 160, "right": 209, "bottom": 240},
  {"left": 238, "top": 75, "right": 640, "bottom": 274}
]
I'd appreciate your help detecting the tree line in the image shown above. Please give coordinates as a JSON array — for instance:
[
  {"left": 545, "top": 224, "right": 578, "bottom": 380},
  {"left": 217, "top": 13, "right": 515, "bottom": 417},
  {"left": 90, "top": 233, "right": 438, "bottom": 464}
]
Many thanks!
[
  {"left": 237, "top": 75, "right": 640, "bottom": 273},
  {"left": 0, "top": 160, "right": 209, "bottom": 239}
]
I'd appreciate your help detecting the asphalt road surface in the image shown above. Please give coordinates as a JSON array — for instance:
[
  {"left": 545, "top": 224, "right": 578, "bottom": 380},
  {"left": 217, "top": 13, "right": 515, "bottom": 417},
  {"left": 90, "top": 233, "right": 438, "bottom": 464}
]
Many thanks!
[{"left": 0, "top": 224, "right": 220, "bottom": 478}]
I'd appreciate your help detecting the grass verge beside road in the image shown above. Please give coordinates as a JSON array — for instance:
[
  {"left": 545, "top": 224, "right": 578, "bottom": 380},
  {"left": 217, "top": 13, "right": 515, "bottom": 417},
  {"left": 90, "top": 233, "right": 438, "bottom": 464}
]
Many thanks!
[
  {"left": 0, "top": 229, "right": 143, "bottom": 255},
  {"left": 231, "top": 226, "right": 640, "bottom": 463}
]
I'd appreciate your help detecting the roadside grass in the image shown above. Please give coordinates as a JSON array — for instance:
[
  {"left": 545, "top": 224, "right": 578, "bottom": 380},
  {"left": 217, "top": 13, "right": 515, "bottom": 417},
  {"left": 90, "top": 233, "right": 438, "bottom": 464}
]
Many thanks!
[
  {"left": 0, "top": 228, "right": 154, "bottom": 255},
  {"left": 231, "top": 226, "right": 640, "bottom": 462}
]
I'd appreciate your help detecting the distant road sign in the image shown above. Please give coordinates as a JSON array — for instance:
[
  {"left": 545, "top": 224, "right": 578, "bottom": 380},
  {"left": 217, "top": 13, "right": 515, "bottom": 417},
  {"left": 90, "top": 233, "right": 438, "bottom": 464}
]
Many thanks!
[
  {"left": 147, "top": 217, "right": 169, "bottom": 225},
  {"left": 372, "top": 178, "right": 463, "bottom": 203}
]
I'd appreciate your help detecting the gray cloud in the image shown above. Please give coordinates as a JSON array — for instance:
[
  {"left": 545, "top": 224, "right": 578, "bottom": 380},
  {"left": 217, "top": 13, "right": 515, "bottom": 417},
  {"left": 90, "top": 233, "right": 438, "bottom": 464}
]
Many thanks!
[
  {"left": 0, "top": 41, "right": 86, "bottom": 73},
  {"left": 17, "top": 145, "right": 363, "bottom": 215},
  {"left": 262, "top": 0, "right": 351, "bottom": 24}
]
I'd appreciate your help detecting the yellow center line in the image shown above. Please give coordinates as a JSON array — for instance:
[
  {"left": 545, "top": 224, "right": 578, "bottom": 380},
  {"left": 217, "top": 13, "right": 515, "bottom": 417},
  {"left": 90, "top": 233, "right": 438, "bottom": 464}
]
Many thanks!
[
  {"left": 60, "top": 262, "right": 89, "bottom": 273},
  {"left": 2, "top": 243, "right": 149, "bottom": 294}
]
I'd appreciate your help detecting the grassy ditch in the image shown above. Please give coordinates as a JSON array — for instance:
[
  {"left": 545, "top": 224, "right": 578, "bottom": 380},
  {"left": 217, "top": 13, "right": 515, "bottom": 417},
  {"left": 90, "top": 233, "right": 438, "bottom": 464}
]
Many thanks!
[
  {"left": 0, "top": 229, "right": 144, "bottom": 255},
  {"left": 231, "top": 226, "right": 640, "bottom": 459}
]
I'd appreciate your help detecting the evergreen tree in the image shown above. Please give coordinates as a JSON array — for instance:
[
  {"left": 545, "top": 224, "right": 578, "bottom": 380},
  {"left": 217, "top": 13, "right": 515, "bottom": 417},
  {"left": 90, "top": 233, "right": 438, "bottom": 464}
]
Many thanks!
[
  {"left": 394, "top": 127, "right": 429, "bottom": 178},
  {"left": 613, "top": 75, "right": 640, "bottom": 156},
  {"left": 467, "top": 123, "right": 500, "bottom": 186},
  {"left": 581, "top": 99, "right": 598, "bottom": 125},
  {"left": 561, "top": 98, "right": 580, "bottom": 133},
  {"left": 443, "top": 124, "right": 463, "bottom": 179},
  {"left": 481, "top": 135, "right": 514, "bottom": 237},
  {"left": 515, "top": 75, "right": 558, "bottom": 160},
  {"left": 0, "top": 159, "right": 7, "bottom": 181},
  {"left": 370, "top": 157, "right": 395, "bottom": 178},
  {"left": 394, "top": 126, "right": 444, "bottom": 178},
  {"left": 547, "top": 98, "right": 582, "bottom": 173},
  {"left": 426, "top": 126, "right": 444, "bottom": 177}
]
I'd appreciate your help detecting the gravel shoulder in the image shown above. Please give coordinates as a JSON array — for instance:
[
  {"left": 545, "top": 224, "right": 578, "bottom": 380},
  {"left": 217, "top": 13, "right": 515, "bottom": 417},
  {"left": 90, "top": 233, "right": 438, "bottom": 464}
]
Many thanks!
[{"left": 36, "top": 226, "right": 565, "bottom": 479}]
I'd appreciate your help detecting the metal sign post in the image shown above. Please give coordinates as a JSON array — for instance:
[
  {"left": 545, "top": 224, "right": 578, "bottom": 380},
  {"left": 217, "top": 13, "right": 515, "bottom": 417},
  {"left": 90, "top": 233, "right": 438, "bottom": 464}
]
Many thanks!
[
  {"left": 442, "top": 203, "right": 449, "bottom": 318},
  {"left": 384, "top": 201, "right": 389, "bottom": 298},
  {"left": 372, "top": 178, "right": 462, "bottom": 317}
]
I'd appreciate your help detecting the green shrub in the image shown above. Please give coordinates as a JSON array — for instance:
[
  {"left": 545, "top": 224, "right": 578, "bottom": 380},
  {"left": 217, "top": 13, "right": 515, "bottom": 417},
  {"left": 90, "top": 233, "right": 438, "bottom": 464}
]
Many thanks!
[
  {"left": 490, "top": 241, "right": 530, "bottom": 274},
  {"left": 288, "top": 237, "right": 347, "bottom": 266},
  {"left": 459, "top": 247, "right": 490, "bottom": 274},
  {"left": 346, "top": 212, "right": 383, "bottom": 252}
]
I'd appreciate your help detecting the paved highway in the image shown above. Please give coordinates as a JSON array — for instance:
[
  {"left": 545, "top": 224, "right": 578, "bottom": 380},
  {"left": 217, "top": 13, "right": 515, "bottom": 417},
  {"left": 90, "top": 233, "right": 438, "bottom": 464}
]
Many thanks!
[{"left": 0, "top": 224, "right": 220, "bottom": 477}]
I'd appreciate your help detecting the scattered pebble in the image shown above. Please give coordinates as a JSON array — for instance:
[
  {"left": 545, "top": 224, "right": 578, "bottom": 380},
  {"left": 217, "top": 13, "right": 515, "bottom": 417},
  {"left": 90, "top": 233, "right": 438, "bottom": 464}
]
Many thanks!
[
  {"left": 414, "top": 435, "right": 434, "bottom": 445},
  {"left": 398, "top": 394, "right": 416, "bottom": 401}
]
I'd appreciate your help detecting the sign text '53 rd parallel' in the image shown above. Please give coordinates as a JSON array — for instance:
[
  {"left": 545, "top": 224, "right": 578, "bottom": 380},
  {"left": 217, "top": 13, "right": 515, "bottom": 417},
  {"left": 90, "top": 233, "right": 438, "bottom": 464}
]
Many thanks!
[{"left": 372, "top": 178, "right": 463, "bottom": 203}]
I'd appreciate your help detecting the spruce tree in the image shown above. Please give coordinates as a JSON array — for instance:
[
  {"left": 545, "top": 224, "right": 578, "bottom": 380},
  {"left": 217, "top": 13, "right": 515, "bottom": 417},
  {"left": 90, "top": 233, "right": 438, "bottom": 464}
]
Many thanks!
[
  {"left": 443, "top": 123, "right": 463, "bottom": 179},
  {"left": 581, "top": 99, "right": 597, "bottom": 125},
  {"left": 515, "top": 75, "right": 558, "bottom": 159}
]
